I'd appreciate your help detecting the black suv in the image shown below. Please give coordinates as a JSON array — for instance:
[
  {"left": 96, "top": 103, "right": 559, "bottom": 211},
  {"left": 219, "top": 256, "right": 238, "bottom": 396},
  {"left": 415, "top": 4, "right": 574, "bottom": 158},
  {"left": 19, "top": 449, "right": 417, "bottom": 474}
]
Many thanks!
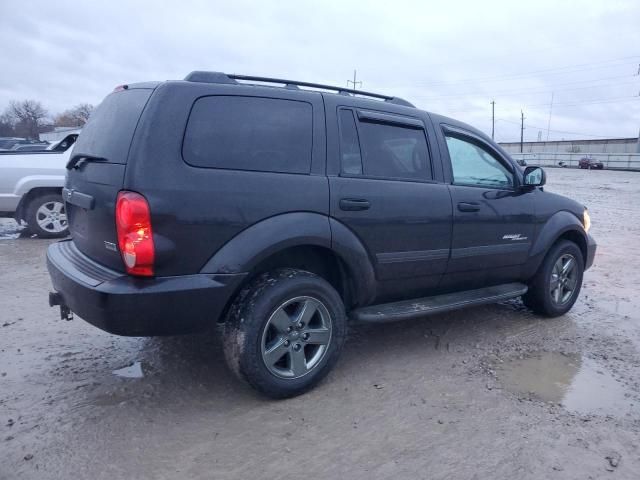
[{"left": 47, "top": 72, "right": 596, "bottom": 398}]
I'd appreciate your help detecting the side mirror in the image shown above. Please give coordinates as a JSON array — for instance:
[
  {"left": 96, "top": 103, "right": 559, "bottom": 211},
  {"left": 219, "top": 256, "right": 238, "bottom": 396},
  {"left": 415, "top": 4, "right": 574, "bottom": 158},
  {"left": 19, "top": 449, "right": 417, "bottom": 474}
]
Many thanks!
[{"left": 523, "top": 166, "right": 546, "bottom": 187}]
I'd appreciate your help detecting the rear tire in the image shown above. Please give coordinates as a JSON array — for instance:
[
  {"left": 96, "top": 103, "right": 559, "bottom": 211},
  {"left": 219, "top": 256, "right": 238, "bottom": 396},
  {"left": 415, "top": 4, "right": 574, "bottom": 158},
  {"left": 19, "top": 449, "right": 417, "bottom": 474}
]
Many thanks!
[
  {"left": 24, "top": 193, "right": 69, "bottom": 238},
  {"left": 522, "top": 240, "right": 584, "bottom": 317},
  {"left": 223, "top": 269, "right": 346, "bottom": 398}
]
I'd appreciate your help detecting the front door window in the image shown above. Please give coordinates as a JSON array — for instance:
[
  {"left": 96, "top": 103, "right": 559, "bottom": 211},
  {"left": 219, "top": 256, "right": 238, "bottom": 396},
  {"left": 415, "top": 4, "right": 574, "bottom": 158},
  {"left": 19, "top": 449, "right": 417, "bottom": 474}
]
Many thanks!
[{"left": 445, "top": 135, "right": 513, "bottom": 188}]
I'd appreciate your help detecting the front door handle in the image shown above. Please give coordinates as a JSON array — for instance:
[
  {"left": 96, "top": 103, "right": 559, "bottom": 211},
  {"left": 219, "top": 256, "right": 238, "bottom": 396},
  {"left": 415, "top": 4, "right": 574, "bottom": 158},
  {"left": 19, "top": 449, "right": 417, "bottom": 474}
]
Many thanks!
[
  {"left": 457, "top": 202, "right": 480, "bottom": 212},
  {"left": 339, "top": 198, "right": 371, "bottom": 211}
]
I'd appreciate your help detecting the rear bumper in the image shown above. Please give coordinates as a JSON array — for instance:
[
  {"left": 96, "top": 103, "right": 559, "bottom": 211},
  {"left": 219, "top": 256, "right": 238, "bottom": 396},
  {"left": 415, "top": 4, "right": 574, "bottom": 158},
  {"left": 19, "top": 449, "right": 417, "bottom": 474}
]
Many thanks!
[
  {"left": 585, "top": 233, "right": 597, "bottom": 270},
  {"left": 46, "top": 240, "right": 246, "bottom": 336}
]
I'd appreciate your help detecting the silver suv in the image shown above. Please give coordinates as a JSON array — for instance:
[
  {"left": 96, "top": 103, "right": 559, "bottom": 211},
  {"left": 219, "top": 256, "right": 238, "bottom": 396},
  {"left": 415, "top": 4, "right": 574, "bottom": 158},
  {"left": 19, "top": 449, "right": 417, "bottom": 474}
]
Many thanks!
[{"left": 0, "top": 136, "right": 76, "bottom": 237}]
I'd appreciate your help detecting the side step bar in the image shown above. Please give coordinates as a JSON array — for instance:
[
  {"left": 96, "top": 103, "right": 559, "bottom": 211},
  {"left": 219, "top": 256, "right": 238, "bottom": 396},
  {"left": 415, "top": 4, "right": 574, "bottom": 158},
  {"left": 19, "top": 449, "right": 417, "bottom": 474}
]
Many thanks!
[{"left": 351, "top": 282, "right": 528, "bottom": 323}]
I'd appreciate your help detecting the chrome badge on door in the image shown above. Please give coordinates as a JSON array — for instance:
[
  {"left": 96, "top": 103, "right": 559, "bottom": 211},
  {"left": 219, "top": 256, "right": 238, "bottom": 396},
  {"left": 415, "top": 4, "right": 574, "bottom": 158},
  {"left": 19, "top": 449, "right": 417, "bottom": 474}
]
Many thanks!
[{"left": 502, "top": 234, "right": 528, "bottom": 241}]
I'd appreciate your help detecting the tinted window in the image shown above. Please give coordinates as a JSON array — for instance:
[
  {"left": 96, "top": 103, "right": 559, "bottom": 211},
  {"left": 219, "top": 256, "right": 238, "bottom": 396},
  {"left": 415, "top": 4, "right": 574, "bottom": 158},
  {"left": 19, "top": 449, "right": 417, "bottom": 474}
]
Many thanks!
[
  {"left": 183, "top": 96, "right": 312, "bottom": 174},
  {"left": 357, "top": 120, "right": 431, "bottom": 180},
  {"left": 73, "top": 89, "right": 152, "bottom": 164},
  {"left": 445, "top": 135, "right": 513, "bottom": 188},
  {"left": 338, "top": 109, "right": 362, "bottom": 175}
]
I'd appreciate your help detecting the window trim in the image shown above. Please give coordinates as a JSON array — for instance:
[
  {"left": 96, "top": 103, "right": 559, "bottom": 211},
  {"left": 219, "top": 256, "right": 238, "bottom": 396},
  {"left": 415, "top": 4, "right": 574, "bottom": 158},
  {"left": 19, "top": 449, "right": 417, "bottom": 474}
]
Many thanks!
[
  {"left": 337, "top": 106, "right": 437, "bottom": 183},
  {"left": 356, "top": 109, "right": 425, "bottom": 129},
  {"left": 442, "top": 124, "right": 517, "bottom": 190},
  {"left": 181, "top": 94, "right": 314, "bottom": 175}
]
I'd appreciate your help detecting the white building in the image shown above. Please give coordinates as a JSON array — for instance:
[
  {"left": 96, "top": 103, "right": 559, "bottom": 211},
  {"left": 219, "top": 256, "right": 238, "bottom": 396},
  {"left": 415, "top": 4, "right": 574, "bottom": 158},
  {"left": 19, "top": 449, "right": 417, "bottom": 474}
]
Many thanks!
[{"left": 499, "top": 137, "right": 640, "bottom": 154}]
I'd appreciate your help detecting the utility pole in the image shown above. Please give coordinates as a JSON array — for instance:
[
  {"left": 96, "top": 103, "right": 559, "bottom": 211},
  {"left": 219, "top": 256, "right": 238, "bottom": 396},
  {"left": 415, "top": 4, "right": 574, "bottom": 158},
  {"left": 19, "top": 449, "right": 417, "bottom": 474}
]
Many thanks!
[
  {"left": 546, "top": 92, "right": 554, "bottom": 142},
  {"left": 637, "top": 66, "right": 640, "bottom": 152},
  {"left": 347, "top": 70, "right": 362, "bottom": 90},
  {"left": 520, "top": 110, "right": 526, "bottom": 153},
  {"left": 490, "top": 100, "right": 495, "bottom": 140}
]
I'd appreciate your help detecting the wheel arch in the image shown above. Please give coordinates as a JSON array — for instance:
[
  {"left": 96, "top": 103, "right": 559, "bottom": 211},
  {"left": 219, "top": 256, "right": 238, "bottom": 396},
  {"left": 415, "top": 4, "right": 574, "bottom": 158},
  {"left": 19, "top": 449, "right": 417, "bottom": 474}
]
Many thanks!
[
  {"left": 524, "top": 210, "right": 588, "bottom": 278},
  {"left": 555, "top": 229, "right": 587, "bottom": 265},
  {"left": 15, "top": 187, "right": 64, "bottom": 222},
  {"left": 243, "top": 245, "right": 353, "bottom": 306},
  {"left": 200, "top": 212, "right": 377, "bottom": 315}
]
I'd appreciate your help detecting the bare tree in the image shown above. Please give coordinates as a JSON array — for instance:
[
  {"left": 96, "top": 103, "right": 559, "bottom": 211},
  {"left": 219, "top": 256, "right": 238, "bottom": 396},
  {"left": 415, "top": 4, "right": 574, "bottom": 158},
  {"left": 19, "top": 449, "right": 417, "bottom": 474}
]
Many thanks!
[
  {"left": 54, "top": 103, "right": 94, "bottom": 127},
  {"left": 7, "top": 100, "right": 48, "bottom": 139}
]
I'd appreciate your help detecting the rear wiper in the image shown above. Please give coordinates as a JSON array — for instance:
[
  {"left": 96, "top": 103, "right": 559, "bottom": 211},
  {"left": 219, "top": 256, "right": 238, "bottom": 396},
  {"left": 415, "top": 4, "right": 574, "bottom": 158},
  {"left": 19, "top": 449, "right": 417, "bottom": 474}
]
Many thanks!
[{"left": 66, "top": 155, "right": 108, "bottom": 170}]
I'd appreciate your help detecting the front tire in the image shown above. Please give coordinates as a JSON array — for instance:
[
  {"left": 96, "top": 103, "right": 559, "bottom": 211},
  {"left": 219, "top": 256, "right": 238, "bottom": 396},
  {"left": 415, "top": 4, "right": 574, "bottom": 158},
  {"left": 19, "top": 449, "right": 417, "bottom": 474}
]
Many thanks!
[
  {"left": 522, "top": 240, "right": 584, "bottom": 317},
  {"left": 25, "top": 193, "right": 69, "bottom": 238},
  {"left": 223, "top": 269, "right": 346, "bottom": 398}
]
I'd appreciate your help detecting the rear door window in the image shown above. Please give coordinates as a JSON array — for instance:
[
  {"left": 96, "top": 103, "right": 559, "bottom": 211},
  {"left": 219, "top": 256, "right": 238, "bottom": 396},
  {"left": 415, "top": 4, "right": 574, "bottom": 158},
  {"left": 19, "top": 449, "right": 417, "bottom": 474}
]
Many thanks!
[
  {"left": 338, "top": 109, "right": 432, "bottom": 181},
  {"left": 183, "top": 96, "right": 313, "bottom": 174}
]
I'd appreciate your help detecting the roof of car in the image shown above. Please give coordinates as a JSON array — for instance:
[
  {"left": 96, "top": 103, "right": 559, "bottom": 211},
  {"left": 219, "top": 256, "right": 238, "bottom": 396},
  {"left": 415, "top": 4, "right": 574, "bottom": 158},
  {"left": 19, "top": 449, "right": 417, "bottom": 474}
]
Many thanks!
[
  {"left": 180, "top": 71, "right": 416, "bottom": 108},
  {"left": 126, "top": 72, "right": 502, "bottom": 151}
]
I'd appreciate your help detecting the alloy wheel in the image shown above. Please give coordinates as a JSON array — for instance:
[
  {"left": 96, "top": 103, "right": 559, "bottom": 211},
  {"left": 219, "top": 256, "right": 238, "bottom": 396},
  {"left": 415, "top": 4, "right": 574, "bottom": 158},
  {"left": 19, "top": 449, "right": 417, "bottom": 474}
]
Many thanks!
[
  {"left": 550, "top": 253, "right": 578, "bottom": 305},
  {"left": 261, "top": 296, "right": 332, "bottom": 379},
  {"left": 36, "top": 201, "right": 68, "bottom": 234}
]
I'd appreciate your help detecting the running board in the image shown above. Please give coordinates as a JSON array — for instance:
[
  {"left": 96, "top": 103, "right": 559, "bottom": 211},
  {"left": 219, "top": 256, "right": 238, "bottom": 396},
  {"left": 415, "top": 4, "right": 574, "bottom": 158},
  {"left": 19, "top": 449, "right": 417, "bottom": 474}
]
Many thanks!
[{"left": 351, "top": 282, "right": 528, "bottom": 323}]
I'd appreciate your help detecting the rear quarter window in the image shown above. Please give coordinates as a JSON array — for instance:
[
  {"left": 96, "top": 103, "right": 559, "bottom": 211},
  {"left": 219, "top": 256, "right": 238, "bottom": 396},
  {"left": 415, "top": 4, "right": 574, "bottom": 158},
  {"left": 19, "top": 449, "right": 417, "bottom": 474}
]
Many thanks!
[
  {"left": 72, "top": 89, "right": 152, "bottom": 164},
  {"left": 182, "top": 96, "right": 313, "bottom": 174}
]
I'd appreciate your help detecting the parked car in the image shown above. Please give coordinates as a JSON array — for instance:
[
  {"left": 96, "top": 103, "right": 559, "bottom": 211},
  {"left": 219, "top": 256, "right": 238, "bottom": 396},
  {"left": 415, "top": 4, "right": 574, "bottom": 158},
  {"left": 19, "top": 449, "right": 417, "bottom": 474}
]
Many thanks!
[
  {"left": 11, "top": 143, "right": 51, "bottom": 152},
  {"left": 0, "top": 137, "right": 29, "bottom": 151},
  {"left": 0, "top": 147, "right": 71, "bottom": 237},
  {"left": 47, "top": 72, "right": 596, "bottom": 398},
  {"left": 579, "top": 157, "right": 604, "bottom": 169}
]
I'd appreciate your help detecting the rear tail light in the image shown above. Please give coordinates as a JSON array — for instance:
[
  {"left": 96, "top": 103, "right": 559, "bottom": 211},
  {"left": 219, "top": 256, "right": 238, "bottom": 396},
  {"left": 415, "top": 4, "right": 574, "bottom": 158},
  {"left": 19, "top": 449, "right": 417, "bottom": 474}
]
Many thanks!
[{"left": 115, "top": 191, "right": 154, "bottom": 276}]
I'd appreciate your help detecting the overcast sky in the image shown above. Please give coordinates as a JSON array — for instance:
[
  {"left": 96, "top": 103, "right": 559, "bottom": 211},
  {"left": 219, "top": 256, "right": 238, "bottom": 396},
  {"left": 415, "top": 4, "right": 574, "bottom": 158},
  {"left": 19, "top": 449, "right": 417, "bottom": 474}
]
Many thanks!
[{"left": 1, "top": 0, "right": 638, "bottom": 142}]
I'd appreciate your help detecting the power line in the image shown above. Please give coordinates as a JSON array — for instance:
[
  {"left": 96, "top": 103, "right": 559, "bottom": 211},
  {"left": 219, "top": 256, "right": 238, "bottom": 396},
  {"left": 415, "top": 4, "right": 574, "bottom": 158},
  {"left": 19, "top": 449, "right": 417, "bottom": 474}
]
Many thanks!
[
  {"left": 524, "top": 95, "right": 640, "bottom": 108},
  {"left": 412, "top": 75, "right": 637, "bottom": 100},
  {"left": 437, "top": 95, "right": 640, "bottom": 118},
  {"left": 411, "top": 56, "right": 640, "bottom": 88},
  {"left": 495, "top": 118, "right": 618, "bottom": 139}
]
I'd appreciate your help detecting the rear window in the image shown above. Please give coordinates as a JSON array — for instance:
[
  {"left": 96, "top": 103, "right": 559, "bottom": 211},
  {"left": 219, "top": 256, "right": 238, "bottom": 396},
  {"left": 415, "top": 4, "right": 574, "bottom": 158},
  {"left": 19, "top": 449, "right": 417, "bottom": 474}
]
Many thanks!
[
  {"left": 72, "top": 89, "right": 152, "bottom": 164},
  {"left": 182, "top": 96, "right": 313, "bottom": 174}
]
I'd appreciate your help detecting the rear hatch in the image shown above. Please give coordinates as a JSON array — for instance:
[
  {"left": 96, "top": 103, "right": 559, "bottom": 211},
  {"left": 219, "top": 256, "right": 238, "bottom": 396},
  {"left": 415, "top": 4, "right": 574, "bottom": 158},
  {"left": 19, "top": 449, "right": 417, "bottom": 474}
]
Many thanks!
[{"left": 65, "top": 86, "right": 154, "bottom": 271}]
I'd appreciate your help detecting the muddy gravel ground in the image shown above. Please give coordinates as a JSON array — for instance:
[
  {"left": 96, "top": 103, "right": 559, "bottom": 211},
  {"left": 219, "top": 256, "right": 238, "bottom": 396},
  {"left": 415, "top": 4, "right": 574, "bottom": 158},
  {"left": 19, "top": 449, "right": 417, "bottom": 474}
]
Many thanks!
[{"left": 1, "top": 168, "right": 639, "bottom": 480}]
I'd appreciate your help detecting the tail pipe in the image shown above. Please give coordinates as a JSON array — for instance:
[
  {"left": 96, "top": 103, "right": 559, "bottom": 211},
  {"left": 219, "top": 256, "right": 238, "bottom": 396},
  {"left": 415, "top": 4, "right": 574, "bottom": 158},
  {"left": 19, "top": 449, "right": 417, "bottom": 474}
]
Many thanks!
[{"left": 49, "top": 291, "right": 73, "bottom": 321}]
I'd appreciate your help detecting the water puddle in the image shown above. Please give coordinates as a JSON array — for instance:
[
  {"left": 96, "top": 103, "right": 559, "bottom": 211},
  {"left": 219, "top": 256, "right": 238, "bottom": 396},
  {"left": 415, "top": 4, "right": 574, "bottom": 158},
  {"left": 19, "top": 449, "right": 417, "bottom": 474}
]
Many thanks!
[
  {"left": 112, "top": 361, "right": 144, "bottom": 379},
  {"left": 0, "top": 219, "right": 25, "bottom": 240},
  {"left": 493, "top": 352, "right": 636, "bottom": 416}
]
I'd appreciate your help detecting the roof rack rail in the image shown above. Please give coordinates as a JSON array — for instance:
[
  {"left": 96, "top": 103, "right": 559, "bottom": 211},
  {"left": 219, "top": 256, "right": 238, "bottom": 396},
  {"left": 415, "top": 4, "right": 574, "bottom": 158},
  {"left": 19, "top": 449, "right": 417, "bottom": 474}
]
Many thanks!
[{"left": 183, "top": 71, "right": 415, "bottom": 108}]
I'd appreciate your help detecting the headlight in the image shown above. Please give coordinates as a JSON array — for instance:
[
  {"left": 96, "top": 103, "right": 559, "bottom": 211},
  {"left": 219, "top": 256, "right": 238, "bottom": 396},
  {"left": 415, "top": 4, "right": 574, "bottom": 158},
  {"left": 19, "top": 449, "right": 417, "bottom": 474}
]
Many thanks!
[{"left": 583, "top": 209, "right": 591, "bottom": 232}]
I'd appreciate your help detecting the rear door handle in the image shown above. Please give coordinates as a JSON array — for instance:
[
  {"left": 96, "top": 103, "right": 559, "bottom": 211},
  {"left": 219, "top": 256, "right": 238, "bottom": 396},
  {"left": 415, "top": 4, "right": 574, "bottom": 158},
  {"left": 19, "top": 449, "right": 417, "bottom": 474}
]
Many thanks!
[
  {"left": 457, "top": 202, "right": 480, "bottom": 212},
  {"left": 339, "top": 198, "right": 371, "bottom": 211}
]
